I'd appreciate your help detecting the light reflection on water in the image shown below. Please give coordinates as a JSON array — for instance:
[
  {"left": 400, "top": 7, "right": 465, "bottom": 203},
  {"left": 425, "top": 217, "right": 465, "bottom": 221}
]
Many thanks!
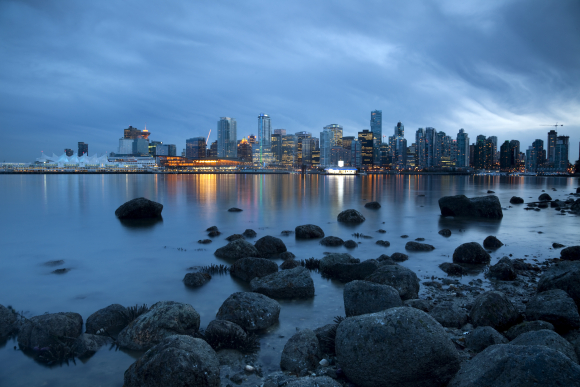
[{"left": 0, "top": 174, "right": 578, "bottom": 385}]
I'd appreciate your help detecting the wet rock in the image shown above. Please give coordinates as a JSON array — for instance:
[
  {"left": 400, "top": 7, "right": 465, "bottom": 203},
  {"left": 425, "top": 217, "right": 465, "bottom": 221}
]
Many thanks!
[
  {"left": 198, "top": 239, "right": 212, "bottom": 244},
  {"left": 509, "top": 196, "right": 524, "bottom": 204},
  {"left": 280, "top": 329, "right": 321, "bottom": 374},
  {"left": 280, "top": 259, "right": 300, "bottom": 270},
  {"left": 470, "top": 291, "right": 519, "bottom": 331},
  {"left": 538, "top": 202, "right": 549, "bottom": 208},
  {"left": 404, "top": 299, "right": 433, "bottom": 312},
  {"left": 18, "top": 312, "right": 83, "bottom": 349},
  {"left": 487, "top": 190, "right": 495, "bottom": 193},
  {"left": 483, "top": 235, "right": 503, "bottom": 249},
  {"left": 376, "top": 240, "right": 390, "bottom": 247},
  {"left": 208, "top": 230, "right": 221, "bottom": 237},
  {"left": 553, "top": 242, "right": 566, "bottom": 248},
  {"left": 250, "top": 266, "right": 315, "bottom": 299},
  {"left": 539, "top": 193, "right": 552, "bottom": 201},
  {"left": 390, "top": 252, "right": 409, "bottom": 262},
  {"left": 216, "top": 292, "right": 280, "bottom": 331},
  {"left": 242, "top": 229, "right": 257, "bottom": 238},
  {"left": 124, "top": 335, "right": 220, "bottom": 387},
  {"left": 0, "top": 305, "right": 17, "bottom": 337},
  {"left": 336, "top": 307, "right": 460, "bottom": 387},
  {"left": 453, "top": 242, "right": 491, "bottom": 264},
  {"left": 255, "top": 235, "right": 287, "bottom": 258},
  {"left": 228, "top": 207, "right": 243, "bottom": 212},
  {"left": 117, "top": 301, "right": 200, "bottom": 351},
  {"left": 295, "top": 224, "right": 325, "bottom": 239},
  {"left": 488, "top": 257, "right": 517, "bottom": 281},
  {"left": 447, "top": 344, "right": 580, "bottom": 387},
  {"left": 438, "top": 229, "right": 452, "bottom": 237},
  {"left": 572, "top": 199, "right": 580, "bottom": 214},
  {"left": 538, "top": 261, "right": 580, "bottom": 306},
  {"left": 525, "top": 289, "right": 580, "bottom": 333},
  {"left": 344, "top": 239, "right": 357, "bottom": 248},
  {"left": 510, "top": 329, "right": 578, "bottom": 362},
  {"left": 52, "top": 268, "right": 70, "bottom": 274},
  {"left": 74, "top": 333, "right": 113, "bottom": 358},
  {"left": 280, "top": 251, "right": 296, "bottom": 260},
  {"left": 377, "top": 229, "right": 387, "bottom": 233},
  {"left": 183, "top": 272, "right": 211, "bottom": 287},
  {"left": 505, "top": 320, "right": 555, "bottom": 341},
  {"left": 324, "top": 259, "right": 380, "bottom": 283},
  {"left": 400, "top": 234, "right": 409, "bottom": 238},
  {"left": 438, "top": 194, "right": 503, "bottom": 219},
  {"left": 313, "top": 323, "right": 338, "bottom": 354},
  {"left": 115, "top": 197, "right": 163, "bottom": 219},
  {"left": 206, "top": 226, "right": 219, "bottom": 232},
  {"left": 230, "top": 257, "right": 278, "bottom": 282},
  {"left": 439, "top": 262, "right": 467, "bottom": 276},
  {"left": 365, "top": 265, "right": 420, "bottom": 300},
  {"left": 336, "top": 209, "right": 365, "bottom": 223},
  {"left": 562, "top": 246, "right": 580, "bottom": 261},
  {"left": 364, "top": 201, "right": 381, "bottom": 209},
  {"left": 204, "top": 320, "right": 248, "bottom": 350},
  {"left": 343, "top": 280, "right": 402, "bottom": 317},
  {"left": 430, "top": 302, "right": 469, "bottom": 328},
  {"left": 214, "top": 239, "right": 260, "bottom": 260},
  {"left": 319, "top": 236, "right": 344, "bottom": 247},
  {"left": 225, "top": 234, "right": 245, "bottom": 242},
  {"left": 285, "top": 376, "right": 341, "bottom": 387},
  {"left": 405, "top": 241, "right": 435, "bottom": 251},
  {"left": 319, "top": 253, "right": 358, "bottom": 275},
  {"left": 85, "top": 304, "right": 129, "bottom": 335},
  {"left": 465, "top": 326, "right": 508, "bottom": 352},
  {"left": 415, "top": 237, "right": 425, "bottom": 241}
]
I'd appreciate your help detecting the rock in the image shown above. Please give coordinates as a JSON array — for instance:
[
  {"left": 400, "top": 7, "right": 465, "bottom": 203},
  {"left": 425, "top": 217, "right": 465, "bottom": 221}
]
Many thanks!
[
  {"left": 228, "top": 207, "right": 243, "bottom": 212},
  {"left": 183, "top": 272, "right": 211, "bottom": 287},
  {"left": 313, "top": 323, "right": 338, "bottom": 354},
  {"left": 404, "top": 299, "right": 433, "bottom": 312},
  {"left": 18, "top": 312, "right": 83, "bottom": 349},
  {"left": 400, "top": 234, "right": 409, "bottom": 238},
  {"left": 280, "top": 259, "right": 300, "bottom": 270},
  {"left": 539, "top": 193, "right": 553, "bottom": 201},
  {"left": 319, "top": 236, "right": 344, "bottom": 246},
  {"left": 285, "top": 376, "right": 341, "bottom": 387},
  {"left": 0, "top": 305, "right": 17, "bottom": 337},
  {"left": 115, "top": 197, "right": 163, "bottom": 219},
  {"left": 225, "top": 234, "right": 245, "bottom": 242},
  {"left": 453, "top": 242, "right": 491, "bottom": 264},
  {"left": 470, "top": 291, "right": 519, "bottom": 331},
  {"left": 280, "top": 251, "right": 296, "bottom": 260},
  {"left": 377, "top": 229, "right": 387, "bottom": 233},
  {"left": 365, "top": 265, "right": 420, "bottom": 300},
  {"left": 487, "top": 257, "right": 517, "bottom": 281},
  {"left": 85, "top": 304, "right": 129, "bottom": 335},
  {"left": 280, "top": 329, "right": 322, "bottom": 374},
  {"left": 230, "top": 257, "right": 278, "bottom": 282},
  {"left": 74, "top": 333, "right": 113, "bottom": 358},
  {"left": 322, "top": 259, "right": 380, "bottom": 283},
  {"left": 208, "top": 230, "right": 221, "bottom": 237},
  {"left": 204, "top": 320, "right": 248, "bottom": 350},
  {"left": 206, "top": 226, "right": 219, "bottom": 232},
  {"left": 52, "top": 268, "right": 70, "bottom": 274},
  {"left": 562, "top": 246, "right": 580, "bottom": 261},
  {"left": 390, "top": 252, "right": 409, "bottom": 262},
  {"left": 336, "top": 307, "right": 460, "bottom": 387},
  {"left": 124, "top": 335, "right": 220, "bottom": 387},
  {"left": 565, "top": 330, "right": 580, "bottom": 363},
  {"left": 255, "top": 235, "right": 287, "bottom": 258},
  {"left": 505, "top": 320, "right": 555, "bottom": 340},
  {"left": 538, "top": 202, "right": 549, "bottom": 208},
  {"left": 525, "top": 289, "right": 580, "bottom": 333},
  {"left": 509, "top": 196, "right": 524, "bottom": 204},
  {"left": 465, "top": 326, "right": 508, "bottom": 352},
  {"left": 438, "top": 194, "right": 503, "bottom": 219},
  {"left": 242, "top": 229, "right": 257, "bottom": 238},
  {"left": 117, "top": 301, "right": 200, "bottom": 351},
  {"left": 447, "top": 344, "right": 580, "bottom": 387},
  {"left": 295, "top": 224, "right": 325, "bottom": 239},
  {"left": 364, "top": 201, "right": 381, "bottom": 209},
  {"left": 415, "top": 237, "right": 425, "bottom": 241},
  {"left": 216, "top": 292, "right": 280, "bottom": 331},
  {"left": 214, "top": 239, "right": 260, "bottom": 260},
  {"left": 336, "top": 209, "right": 366, "bottom": 223},
  {"left": 538, "top": 261, "right": 580, "bottom": 306},
  {"left": 553, "top": 242, "right": 566, "bottom": 248},
  {"left": 343, "top": 280, "right": 402, "bottom": 317},
  {"left": 405, "top": 241, "right": 435, "bottom": 251},
  {"left": 510, "top": 329, "right": 578, "bottom": 362},
  {"left": 198, "top": 239, "right": 212, "bottom": 244},
  {"left": 376, "top": 240, "right": 390, "bottom": 247},
  {"left": 487, "top": 190, "right": 495, "bottom": 193},
  {"left": 344, "top": 239, "right": 357, "bottom": 248},
  {"left": 483, "top": 235, "right": 503, "bottom": 249},
  {"left": 250, "top": 266, "right": 314, "bottom": 299},
  {"left": 430, "top": 302, "right": 469, "bottom": 328},
  {"left": 319, "top": 253, "right": 358, "bottom": 275},
  {"left": 439, "top": 262, "right": 467, "bottom": 276},
  {"left": 438, "top": 229, "right": 452, "bottom": 237},
  {"left": 572, "top": 199, "right": 580, "bottom": 214}
]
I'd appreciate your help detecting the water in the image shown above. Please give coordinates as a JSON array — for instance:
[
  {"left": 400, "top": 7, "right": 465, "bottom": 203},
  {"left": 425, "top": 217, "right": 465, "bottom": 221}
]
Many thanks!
[{"left": 0, "top": 174, "right": 578, "bottom": 386}]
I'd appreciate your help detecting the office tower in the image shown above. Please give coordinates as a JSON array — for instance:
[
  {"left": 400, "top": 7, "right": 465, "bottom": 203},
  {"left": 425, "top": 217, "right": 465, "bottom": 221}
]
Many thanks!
[
  {"left": 469, "top": 144, "right": 475, "bottom": 167},
  {"left": 295, "top": 131, "right": 312, "bottom": 165},
  {"left": 487, "top": 136, "right": 498, "bottom": 165},
  {"left": 320, "top": 129, "right": 333, "bottom": 166},
  {"left": 186, "top": 137, "right": 207, "bottom": 159},
  {"left": 274, "top": 129, "right": 286, "bottom": 135},
  {"left": 358, "top": 130, "right": 373, "bottom": 168},
  {"left": 124, "top": 126, "right": 151, "bottom": 140},
  {"left": 351, "top": 140, "right": 362, "bottom": 168},
  {"left": 78, "top": 142, "right": 88, "bottom": 156},
  {"left": 237, "top": 138, "right": 253, "bottom": 162},
  {"left": 530, "top": 139, "right": 545, "bottom": 171},
  {"left": 456, "top": 129, "right": 470, "bottom": 167},
  {"left": 380, "top": 143, "right": 391, "bottom": 168},
  {"left": 554, "top": 136, "right": 569, "bottom": 171},
  {"left": 425, "top": 127, "right": 438, "bottom": 168},
  {"left": 302, "top": 138, "right": 315, "bottom": 165},
  {"left": 256, "top": 113, "right": 272, "bottom": 164},
  {"left": 525, "top": 146, "right": 535, "bottom": 172},
  {"left": 390, "top": 122, "right": 406, "bottom": 169},
  {"left": 371, "top": 110, "right": 382, "bottom": 164},
  {"left": 132, "top": 138, "right": 149, "bottom": 156},
  {"left": 281, "top": 135, "right": 297, "bottom": 165},
  {"left": 547, "top": 130, "right": 558, "bottom": 164},
  {"left": 218, "top": 117, "right": 237, "bottom": 158},
  {"left": 342, "top": 136, "right": 355, "bottom": 150},
  {"left": 509, "top": 140, "right": 520, "bottom": 167},
  {"left": 209, "top": 141, "right": 218, "bottom": 158},
  {"left": 167, "top": 144, "right": 177, "bottom": 157},
  {"left": 415, "top": 128, "right": 426, "bottom": 169},
  {"left": 271, "top": 134, "right": 282, "bottom": 163},
  {"left": 323, "top": 124, "right": 343, "bottom": 147},
  {"left": 64, "top": 149, "right": 74, "bottom": 157},
  {"left": 155, "top": 145, "right": 169, "bottom": 156},
  {"left": 149, "top": 141, "right": 163, "bottom": 156},
  {"left": 474, "top": 135, "right": 486, "bottom": 169},
  {"left": 500, "top": 141, "right": 511, "bottom": 171}
]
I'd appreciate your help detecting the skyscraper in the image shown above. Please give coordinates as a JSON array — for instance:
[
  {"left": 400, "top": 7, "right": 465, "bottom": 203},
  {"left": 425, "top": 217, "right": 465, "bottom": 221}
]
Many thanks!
[
  {"left": 295, "top": 131, "right": 312, "bottom": 165},
  {"left": 425, "top": 127, "right": 438, "bottom": 168},
  {"left": 78, "top": 142, "right": 88, "bottom": 156},
  {"left": 186, "top": 137, "right": 207, "bottom": 159},
  {"left": 547, "top": 130, "right": 558, "bottom": 164},
  {"left": 358, "top": 130, "right": 373, "bottom": 168},
  {"left": 218, "top": 117, "right": 237, "bottom": 158},
  {"left": 554, "top": 136, "right": 569, "bottom": 171},
  {"left": 257, "top": 114, "right": 271, "bottom": 163},
  {"left": 474, "top": 135, "right": 486, "bottom": 169},
  {"left": 500, "top": 141, "right": 511, "bottom": 171},
  {"left": 281, "top": 135, "right": 297, "bottom": 165},
  {"left": 415, "top": 128, "right": 426, "bottom": 169},
  {"left": 456, "top": 129, "right": 470, "bottom": 168},
  {"left": 271, "top": 134, "right": 282, "bottom": 163},
  {"left": 371, "top": 110, "right": 382, "bottom": 164},
  {"left": 320, "top": 129, "right": 333, "bottom": 166}
]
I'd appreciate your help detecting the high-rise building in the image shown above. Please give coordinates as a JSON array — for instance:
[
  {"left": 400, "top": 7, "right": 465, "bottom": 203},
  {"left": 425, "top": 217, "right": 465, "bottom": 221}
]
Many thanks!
[
  {"left": 248, "top": 134, "right": 257, "bottom": 145},
  {"left": 167, "top": 144, "right": 177, "bottom": 157},
  {"left": 529, "top": 139, "right": 545, "bottom": 171},
  {"left": 281, "top": 135, "right": 297, "bottom": 165},
  {"left": 209, "top": 141, "right": 218, "bottom": 158},
  {"left": 351, "top": 140, "right": 362, "bottom": 168},
  {"left": 237, "top": 138, "right": 252, "bottom": 163},
  {"left": 132, "top": 138, "right": 149, "bottom": 156},
  {"left": 155, "top": 145, "right": 169, "bottom": 156},
  {"left": 257, "top": 114, "right": 271, "bottom": 164},
  {"left": 323, "top": 124, "right": 343, "bottom": 147},
  {"left": 547, "top": 130, "right": 558, "bottom": 164},
  {"left": 554, "top": 136, "right": 570, "bottom": 171},
  {"left": 320, "top": 129, "right": 333, "bottom": 166},
  {"left": 390, "top": 122, "right": 406, "bottom": 169},
  {"left": 271, "top": 134, "right": 282, "bottom": 163},
  {"left": 474, "top": 135, "right": 486, "bottom": 169},
  {"left": 149, "top": 141, "right": 163, "bottom": 156},
  {"left": 217, "top": 117, "right": 237, "bottom": 158},
  {"left": 425, "top": 127, "right": 438, "bottom": 168},
  {"left": 371, "top": 110, "right": 382, "bottom": 164},
  {"left": 65, "top": 149, "right": 74, "bottom": 157},
  {"left": 295, "top": 131, "right": 312, "bottom": 165},
  {"left": 456, "top": 129, "right": 470, "bottom": 168},
  {"left": 78, "top": 142, "right": 88, "bottom": 156},
  {"left": 358, "top": 130, "right": 373, "bottom": 168},
  {"left": 302, "top": 138, "right": 315, "bottom": 165},
  {"left": 186, "top": 137, "right": 207, "bottom": 159},
  {"left": 487, "top": 136, "right": 498, "bottom": 165},
  {"left": 415, "top": 129, "right": 426, "bottom": 169},
  {"left": 274, "top": 129, "right": 286, "bottom": 135},
  {"left": 342, "top": 136, "right": 355, "bottom": 150},
  {"left": 380, "top": 143, "right": 391, "bottom": 168},
  {"left": 500, "top": 141, "right": 512, "bottom": 171}
]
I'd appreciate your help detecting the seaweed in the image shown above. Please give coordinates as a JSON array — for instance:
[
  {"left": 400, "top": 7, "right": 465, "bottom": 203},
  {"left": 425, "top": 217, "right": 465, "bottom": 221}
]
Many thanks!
[{"left": 299, "top": 258, "right": 320, "bottom": 271}]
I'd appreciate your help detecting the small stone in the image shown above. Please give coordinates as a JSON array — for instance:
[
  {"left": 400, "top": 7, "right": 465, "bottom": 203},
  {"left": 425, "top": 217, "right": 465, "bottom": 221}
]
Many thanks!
[
  {"left": 319, "top": 359, "right": 329, "bottom": 367},
  {"left": 438, "top": 229, "right": 452, "bottom": 237},
  {"left": 245, "top": 365, "right": 255, "bottom": 372}
]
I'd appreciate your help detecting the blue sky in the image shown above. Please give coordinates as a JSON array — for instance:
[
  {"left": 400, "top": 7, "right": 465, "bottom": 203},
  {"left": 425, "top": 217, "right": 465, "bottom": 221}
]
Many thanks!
[{"left": 1, "top": 0, "right": 579, "bottom": 162}]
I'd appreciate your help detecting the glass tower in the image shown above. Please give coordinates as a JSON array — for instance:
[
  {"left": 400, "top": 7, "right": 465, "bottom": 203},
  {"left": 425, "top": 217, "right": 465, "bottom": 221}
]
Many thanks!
[
  {"left": 257, "top": 113, "right": 271, "bottom": 163},
  {"left": 217, "top": 117, "right": 237, "bottom": 158}
]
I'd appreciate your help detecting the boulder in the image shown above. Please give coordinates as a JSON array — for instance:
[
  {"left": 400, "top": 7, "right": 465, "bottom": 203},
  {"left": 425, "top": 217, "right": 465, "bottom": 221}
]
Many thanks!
[
  {"left": 438, "top": 229, "right": 452, "bottom": 237},
  {"left": 313, "top": 324, "right": 338, "bottom": 354},
  {"left": 117, "top": 301, "right": 200, "bottom": 351},
  {"left": 74, "top": 333, "right": 113, "bottom": 358},
  {"left": 243, "top": 229, "right": 257, "bottom": 238},
  {"left": 319, "top": 236, "right": 344, "bottom": 246},
  {"left": 216, "top": 292, "right": 280, "bottom": 331},
  {"left": 206, "top": 226, "right": 219, "bottom": 232},
  {"left": 255, "top": 235, "right": 287, "bottom": 258},
  {"left": 225, "top": 234, "right": 245, "bottom": 242},
  {"left": 453, "top": 242, "right": 491, "bottom": 264},
  {"left": 376, "top": 240, "right": 390, "bottom": 247},
  {"left": 538, "top": 261, "right": 580, "bottom": 306},
  {"left": 343, "top": 280, "right": 402, "bottom": 317},
  {"left": 405, "top": 241, "right": 435, "bottom": 251},
  {"left": 538, "top": 202, "right": 549, "bottom": 208},
  {"left": 183, "top": 272, "right": 211, "bottom": 287},
  {"left": 465, "top": 326, "right": 508, "bottom": 352},
  {"left": 438, "top": 195, "right": 503, "bottom": 219},
  {"left": 390, "top": 252, "right": 409, "bottom": 262},
  {"left": 337, "top": 209, "right": 366, "bottom": 223},
  {"left": 483, "top": 236, "right": 503, "bottom": 249},
  {"left": 204, "top": 320, "right": 248, "bottom": 350},
  {"left": 505, "top": 320, "right": 555, "bottom": 341},
  {"left": 509, "top": 329, "right": 578, "bottom": 363},
  {"left": 404, "top": 299, "right": 433, "bottom": 312},
  {"left": 324, "top": 259, "right": 380, "bottom": 283},
  {"left": 115, "top": 197, "right": 163, "bottom": 219},
  {"left": 439, "top": 262, "right": 467, "bottom": 276},
  {"left": 250, "top": 266, "right": 314, "bottom": 299},
  {"left": 85, "top": 304, "right": 129, "bottom": 335},
  {"left": 208, "top": 230, "right": 221, "bottom": 237},
  {"left": 124, "top": 335, "right": 220, "bottom": 387},
  {"left": 364, "top": 201, "right": 381, "bottom": 209},
  {"left": 470, "top": 291, "right": 519, "bottom": 331},
  {"left": 280, "top": 259, "right": 300, "bottom": 270},
  {"left": 487, "top": 190, "right": 495, "bottom": 193},
  {"left": 336, "top": 307, "right": 461, "bottom": 387},
  {"left": 227, "top": 207, "right": 243, "bottom": 212},
  {"left": 509, "top": 196, "right": 524, "bottom": 204},
  {"left": 230, "top": 257, "right": 278, "bottom": 282},
  {"left": 562, "top": 246, "right": 580, "bottom": 261},
  {"left": 318, "top": 253, "right": 358, "bottom": 276},
  {"left": 487, "top": 257, "right": 517, "bottom": 281},
  {"left": 429, "top": 302, "right": 469, "bottom": 328},
  {"left": 280, "top": 329, "right": 322, "bottom": 374},
  {"left": 539, "top": 193, "right": 552, "bottom": 201},
  {"left": 344, "top": 239, "right": 357, "bottom": 248},
  {"left": 18, "top": 312, "right": 83, "bottom": 349},
  {"left": 214, "top": 239, "right": 260, "bottom": 260},
  {"left": 365, "top": 265, "right": 420, "bottom": 300},
  {"left": 553, "top": 242, "right": 566, "bottom": 248},
  {"left": 447, "top": 344, "right": 580, "bottom": 387},
  {"left": 280, "top": 251, "right": 296, "bottom": 260},
  {"left": 295, "top": 224, "right": 325, "bottom": 239},
  {"left": 525, "top": 289, "right": 580, "bottom": 332},
  {"left": 0, "top": 305, "right": 17, "bottom": 337}
]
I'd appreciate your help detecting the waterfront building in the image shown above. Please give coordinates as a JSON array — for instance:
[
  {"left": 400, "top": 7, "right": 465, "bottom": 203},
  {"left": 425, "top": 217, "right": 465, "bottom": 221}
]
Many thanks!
[
  {"left": 273, "top": 129, "right": 286, "bottom": 135},
  {"left": 248, "top": 134, "right": 257, "bottom": 145},
  {"left": 380, "top": 143, "right": 391, "bottom": 169},
  {"left": 155, "top": 145, "right": 169, "bottom": 156},
  {"left": 509, "top": 140, "right": 520, "bottom": 167},
  {"left": 237, "top": 138, "right": 253, "bottom": 162},
  {"left": 323, "top": 124, "right": 343, "bottom": 147},
  {"left": 218, "top": 117, "right": 237, "bottom": 158},
  {"left": 391, "top": 122, "right": 407, "bottom": 169},
  {"left": 469, "top": 144, "right": 475, "bottom": 167},
  {"left": 257, "top": 114, "right": 272, "bottom": 164},
  {"left": 330, "top": 146, "right": 349, "bottom": 166},
  {"left": 406, "top": 145, "right": 416, "bottom": 169},
  {"left": 319, "top": 128, "right": 333, "bottom": 166},
  {"left": 532, "top": 139, "right": 545, "bottom": 168},
  {"left": 65, "top": 149, "right": 74, "bottom": 157},
  {"left": 415, "top": 128, "right": 426, "bottom": 169},
  {"left": 118, "top": 138, "right": 134, "bottom": 155},
  {"left": 554, "top": 136, "right": 570, "bottom": 171},
  {"left": 186, "top": 137, "right": 207, "bottom": 159},
  {"left": 342, "top": 136, "right": 355, "bottom": 150},
  {"left": 488, "top": 136, "right": 498, "bottom": 165},
  {"left": 209, "top": 141, "right": 218, "bottom": 158},
  {"left": 547, "top": 130, "right": 558, "bottom": 164},
  {"left": 271, "top": 134, "right": 282, "bottom": 163},
  {"left": 456, "top": 129, "right": 470, "bottom": 168},
  {"left": 78, "top": 142, "right": 88, "bottom": 157},
  {"left": 312, "top": 149, "right": 320, "bottom": 166},
  {"left": 371, "top": 110, "right": 382, "bottom": 164},
  {"left": 358, "top": 129, "right": 373, "bottom": 168},
  {"left": 281, "top": 135, "right": 297, "bottom": 165}
]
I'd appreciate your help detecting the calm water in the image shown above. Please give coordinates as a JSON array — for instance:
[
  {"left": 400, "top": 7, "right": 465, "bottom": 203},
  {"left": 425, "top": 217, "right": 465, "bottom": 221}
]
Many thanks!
[{"left": 0, "top": 174, "right": 578, "bottom": 386}]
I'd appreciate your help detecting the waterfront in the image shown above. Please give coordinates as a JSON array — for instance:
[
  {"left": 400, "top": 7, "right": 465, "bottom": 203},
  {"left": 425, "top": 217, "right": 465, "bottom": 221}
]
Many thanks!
[{"left": 0, "top": 174, "right": 578, "bottom": 386}]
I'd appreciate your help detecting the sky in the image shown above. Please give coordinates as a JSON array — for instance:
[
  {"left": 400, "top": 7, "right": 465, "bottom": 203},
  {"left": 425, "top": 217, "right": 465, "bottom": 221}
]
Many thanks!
[{"left": 1, "top": 0, "right": 579, "bottom": 162}]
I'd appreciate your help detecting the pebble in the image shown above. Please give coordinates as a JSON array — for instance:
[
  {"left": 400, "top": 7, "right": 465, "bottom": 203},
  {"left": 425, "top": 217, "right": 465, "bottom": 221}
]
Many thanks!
[
  {"left": 319, "top": 359, "right": 329, "bottom": 367},
  {"left": 244, "top": 365, "right": 255, "bottom": 373}
]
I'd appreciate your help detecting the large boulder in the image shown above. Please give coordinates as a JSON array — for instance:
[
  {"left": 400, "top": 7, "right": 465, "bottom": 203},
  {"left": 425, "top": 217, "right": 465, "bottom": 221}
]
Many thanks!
[
  {"left": 405, "top": 241, "right": 435, "bottom": 251},
  {"left": 250, "top": 266, "right": 315, "bottom": 299},
  {"left": 214, "top": 239, "right": 260, "bottom": 260},
  {"left": 391, "top": 252, "right": 409, "bottom": 262},
  {"left": 255, "top": 235, "right": 287, "bottom": 258},
  {"left": 448, "top": 344, "right": 580, "bottom": 387},
  {"left": 203, "top": 320, "right": 248, "bottom": 350},
  {"left": 336, "top": 307, "right": 461, "bottom": 387},
  {"left": 0, "top": 305, "right": 17, "bottom": 337},
  {"left": 562, "top": 246, "right": 580, "bottom": 261},
  {"left": 505, "top": 320, "right": 555, "bottom": 341},
  {"left": 337, "top": 209, "right": 366, "bottom": 223},
  {"left": 117, "top": 301, "right": 200, "bottom": 351},
  {"left": 323, "top": 259, "right": 380, "bottom": 283},
  {"left": 365, "top": 265, "right": 420, "bottom": 300},
  {"left": 230, "top": 257, "right": 278, "bottom": 282},
  {"left": 318, "top": 253, "right": 358, "bottom": 276},
  {"left": 319, "top": 236, "right": 344, "bottom": 246},
  {"left": 539, "top": 193, "right": 552, "bottom": 201},
  {"left": 280, "top": 329, "right": 322, "bottom": 374},
  {"left": 453, "top": 242, "right": 491, "bottom": 264},
  {"left": 115, "top": 197, "right": 163, "bottom": 219},
  {"left": 242, "top": 229, "right": 257, "bottom": 238},
  {"left": 538, "top": 261, "right": 580, "bottom": 306},
  {"left": 470, "top": 291, "right": 519, "bottom": 331},
  {"left": 295, "top": 224, "right": 325, "bottom": 239},
  {"left": 85, "top": 304, "right": 129, "bottom": 335},
  {"left": 509, "top": 329, "right": 578, "bottom": 363},
  {"left": 483, "top": 236, "right": 503, "bottom": 249},
  {"left": 509, "top": 196, "right": 524, "bottom": 204},
  {"left": 438, "top": 195, "right": 503, "bottom": 219},
  {"left": 183, "top": 272, "right": 211, "bottom": 287},
  {"left": 465, "top": 326, "right": 508, "bottom": 352},
  {"left": 487, "top": 257, "right": 517, "bottom": 281},
  {"left": 124, "top": 335, "right": 220, "bottom": 387},
  {"left": 525, "top": 289, "right": 580, "bottom": 333},
  {"left": 429, "top": 302, "right": 469, "bottom": 328},
  {"left": 18, "top": 312, "right": 83, "bottom": 349},
  {"left": 343, "top": 280, "right": 402, "bottom": 317},
  {"left": 216, "top": 292, "right": 280, "bottom": 331}
]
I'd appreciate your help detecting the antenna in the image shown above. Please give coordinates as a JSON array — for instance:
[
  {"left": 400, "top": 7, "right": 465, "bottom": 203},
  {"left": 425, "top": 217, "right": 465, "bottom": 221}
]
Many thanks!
[{"left": 540, "top": 122, "right": 564, "bottom": 129}]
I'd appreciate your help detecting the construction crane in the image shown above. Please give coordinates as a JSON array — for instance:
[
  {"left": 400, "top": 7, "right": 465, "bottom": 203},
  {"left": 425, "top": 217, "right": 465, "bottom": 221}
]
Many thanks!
[
  {"left": 206, "top": 129, "right": 211, "bottom": 144},
  {"left": 540, "top": 123, "right": 564, "bottom": 129}
]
